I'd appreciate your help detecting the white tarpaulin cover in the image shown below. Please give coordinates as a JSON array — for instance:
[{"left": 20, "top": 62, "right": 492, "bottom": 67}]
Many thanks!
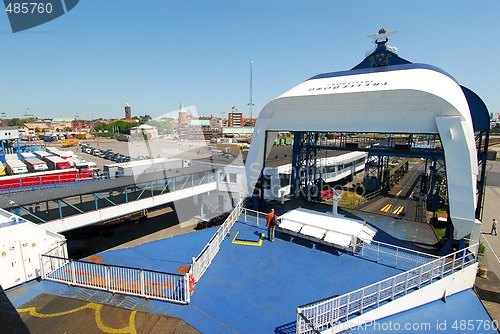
[{"left": 279, "top": 208, "right": 376, "bottom": 247}]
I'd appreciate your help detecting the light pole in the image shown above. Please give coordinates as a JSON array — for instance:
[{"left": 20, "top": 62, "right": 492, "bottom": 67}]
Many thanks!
[{"left": 247, "top": 60, "right": 254, "bottom": 127}]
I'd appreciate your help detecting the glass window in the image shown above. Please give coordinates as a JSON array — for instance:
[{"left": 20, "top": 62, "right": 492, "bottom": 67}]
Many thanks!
[
  {"left": 279, "top": 173, "right": 290, "bottom": 188},
  {"left": 229, "top": 173, "right": 237, "bottom": 183}
]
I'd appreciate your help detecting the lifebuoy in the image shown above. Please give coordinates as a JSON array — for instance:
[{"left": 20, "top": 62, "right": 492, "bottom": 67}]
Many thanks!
[{"left": 189, "top": 274, "right": 195, "bottom": 295}]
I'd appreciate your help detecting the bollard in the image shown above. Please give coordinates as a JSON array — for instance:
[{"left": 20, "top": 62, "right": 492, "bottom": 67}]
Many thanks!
[{"left": 478, "top": 266, "right": 488, "bottom": 279}]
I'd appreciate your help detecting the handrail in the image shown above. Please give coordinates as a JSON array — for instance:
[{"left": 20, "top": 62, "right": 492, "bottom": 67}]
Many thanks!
[
  {"left": 296, "top": 243, "right": 478, "bottom": 334},
  {"left": 43, "top": 254, "right": 187, "bottom": 276},
  {"left": 297, "top": 313, "right": 322, "bottom": 334},
  {"left": 356, "top": 238, "right": 440, "bottom": 261},
  {"left": 190, "top": 197, "right": 246, "bottom": 283},
  {"left": 41, "top": 254, "right": 190, "bottom": 304}
]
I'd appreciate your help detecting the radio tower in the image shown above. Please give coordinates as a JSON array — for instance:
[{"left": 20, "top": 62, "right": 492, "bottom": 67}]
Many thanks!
[{"left": 247, "top": 60, "right": 254, "bottom": 127}]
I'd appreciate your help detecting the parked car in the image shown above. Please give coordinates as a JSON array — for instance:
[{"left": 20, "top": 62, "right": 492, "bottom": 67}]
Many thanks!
[
  {"left": 195, "top": 212, "right": 230, "bottom": 230},
  {"left": 320, "top": 189, "right": 335, "bottom": 200}
]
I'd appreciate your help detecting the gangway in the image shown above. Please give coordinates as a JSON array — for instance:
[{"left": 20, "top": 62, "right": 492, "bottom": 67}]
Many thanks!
[{"left": 0, "top": 166, "right": 217, "bottom": 233}]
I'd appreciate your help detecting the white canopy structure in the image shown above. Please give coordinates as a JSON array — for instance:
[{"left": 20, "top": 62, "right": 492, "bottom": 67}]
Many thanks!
[
  {"left": 246, "top": 61, "right": 479, "bottom": 241},
  {"left": 279, "top": 208, "right": 377, "bottom": 248}
]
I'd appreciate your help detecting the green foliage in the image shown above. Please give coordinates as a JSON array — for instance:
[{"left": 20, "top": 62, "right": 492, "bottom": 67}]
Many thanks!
[
  {"left": 113, "top": 121, "right": 133, "bottom": 135},
  {"left": 146, "top": 120, "right": 172, "bottom": 133},
  {"left": 478, "top": 243, "right": 486, "bottom": 255},
  {"left": 435, "top": 228, "right": 446, "bottom": 239},
  {"left": 93, "top": 123, "right": 112, "bottom": 133},
  {"left": 8, "top": 118, "right": 22, "bottom": 126},
  {"left": 93, "top": 120, "right": 142, "bottom": 135}
]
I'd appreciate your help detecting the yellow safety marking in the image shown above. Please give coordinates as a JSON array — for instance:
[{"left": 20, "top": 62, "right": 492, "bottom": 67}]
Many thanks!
[
  {"left": 17, "top": 302, "right": 137, "bottom": 334},
  {"left": 380, "top": 204, "right": 392, "bottom": 213},
  {"left": 392, "top": 206, "right": 404, "bottom": 215},
  {"left": 232, "top": 231, "right": 265, "bottom": 246}
]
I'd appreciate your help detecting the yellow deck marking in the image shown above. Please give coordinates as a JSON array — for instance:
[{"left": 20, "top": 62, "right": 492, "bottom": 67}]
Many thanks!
[
  {"left": 392, "top": 206, "right": 404, "bottom": 215},
  {"left": 17, "top": 302, "right": 137, "bottom": 334},
  {"left": 232, "top": 231, "right": 265, "bottom": 246},
  {"left": 380, "top": 204, "right": 392, "bottom": 212}
]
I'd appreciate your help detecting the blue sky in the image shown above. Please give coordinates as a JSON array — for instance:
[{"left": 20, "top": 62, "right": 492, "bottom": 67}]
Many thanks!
[{"left": 1, "top": 0, "right": 499, "bottom": 120}]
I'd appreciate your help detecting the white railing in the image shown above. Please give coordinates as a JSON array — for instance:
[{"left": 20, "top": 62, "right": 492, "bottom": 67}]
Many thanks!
[
  {"left": 41, "top": 255, "right": 190, "bottom": 304},
  {"left": 296, "top": 243, "right": 478, "bottom": 334},
  {"left": 354, "top": 239, "right": 440, "bottom": 271},
  {"left": 190, "top": 197, "right": 246, "bottom": 283},
  {"left": 40, "top": 241, "right": 69, "bottom": 276},
  {"left": 241, "top": 208, "right": 269, "bottom": 226}
]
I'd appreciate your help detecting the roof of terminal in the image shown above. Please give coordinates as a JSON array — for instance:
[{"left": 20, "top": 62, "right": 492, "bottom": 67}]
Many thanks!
[{"left": 192, "top": 145, "right": 351, "bottom": 168}]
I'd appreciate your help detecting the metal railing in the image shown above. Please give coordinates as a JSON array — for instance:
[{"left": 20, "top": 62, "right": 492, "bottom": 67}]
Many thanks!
[
  {"left": 296, "top": 243, "right": 478, "bottom": 334},
  {"left": 354, "top": 239, "right": 440, "bottom": 271},
  {"left": 190, "top": 197, "right": 246, "bottom": 283},
  {"left": 41, "top": 254, "right": 190, "bottom": 304},
  {"left": 241, "top": 208, "right": 269, "bottom": 226}
]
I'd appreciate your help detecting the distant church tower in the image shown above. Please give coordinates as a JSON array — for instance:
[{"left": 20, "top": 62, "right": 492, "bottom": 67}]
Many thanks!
[{"left": 125, "top": 103, "right": 132, "bottom": 120}]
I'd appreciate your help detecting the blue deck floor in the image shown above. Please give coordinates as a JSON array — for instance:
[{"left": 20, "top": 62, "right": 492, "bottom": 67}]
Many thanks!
[
  {"left": 6, "top": 210, "right": 497, "bottom": 333},
  {"left": 93, "top": 227, "right": 216, "bottom": 273},
  {"left": 347, "top": 288, "right": 498, "bottom": 333}
]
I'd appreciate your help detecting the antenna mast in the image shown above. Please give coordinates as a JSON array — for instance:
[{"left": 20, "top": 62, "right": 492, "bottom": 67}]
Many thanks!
[{"left": 247, "top": 60, "right": 254, "bottom": 126}]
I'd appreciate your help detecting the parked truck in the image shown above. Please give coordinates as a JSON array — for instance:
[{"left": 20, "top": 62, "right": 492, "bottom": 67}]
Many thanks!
[
  {"left": 61, "top": 138, "right": 80, "bottom": 147},
  {"left": 23, "top": 158, "right": 49, "bottom": 173},
  {"left": 5, "top": 159, "right": 29, "bottom": 175},
  {"left": 44, "top": 156, "right": 72, "bottom": 170}
]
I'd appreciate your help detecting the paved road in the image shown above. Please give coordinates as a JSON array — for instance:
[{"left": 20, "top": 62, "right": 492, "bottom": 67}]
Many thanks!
[
  {"left": 360, "top": 162, "right": 425, "bottom": 222},
  {"left": 476, "top": 160, "right": 500, "bottom": 323}
]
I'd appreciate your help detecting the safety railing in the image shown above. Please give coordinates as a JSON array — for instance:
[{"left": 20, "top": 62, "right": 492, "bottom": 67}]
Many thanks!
[
  {"left": 296, "top": 243, "right": 478, "bottom": 334},
  {"left": 354, "top": 239, "right": 440, "bottom": 271},
  {"left": 41, "top": 254, "right": 190, "bottom": 304},
  {"left": 190, "top": 197, "right": 246, "bottom": 283},
  {"left": 241, "top": 208, "right": 269, "bottom": 226}
]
